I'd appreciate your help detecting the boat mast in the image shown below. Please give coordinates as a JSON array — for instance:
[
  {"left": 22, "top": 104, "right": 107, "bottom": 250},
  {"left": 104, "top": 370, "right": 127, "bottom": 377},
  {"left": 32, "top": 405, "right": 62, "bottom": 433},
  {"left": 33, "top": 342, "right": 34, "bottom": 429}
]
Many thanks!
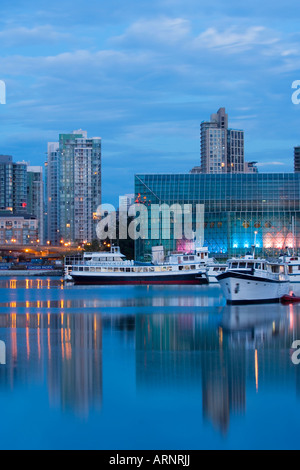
[{"left": 292, "top": 216, "right": 295, "bottom": 256}]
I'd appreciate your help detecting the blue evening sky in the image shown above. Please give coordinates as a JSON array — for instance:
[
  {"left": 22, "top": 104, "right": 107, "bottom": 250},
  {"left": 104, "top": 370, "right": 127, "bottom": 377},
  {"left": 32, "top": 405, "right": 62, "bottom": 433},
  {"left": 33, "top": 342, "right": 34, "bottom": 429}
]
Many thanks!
[{"left": 1, "top": 0, "right": 300, "bottom": 205}]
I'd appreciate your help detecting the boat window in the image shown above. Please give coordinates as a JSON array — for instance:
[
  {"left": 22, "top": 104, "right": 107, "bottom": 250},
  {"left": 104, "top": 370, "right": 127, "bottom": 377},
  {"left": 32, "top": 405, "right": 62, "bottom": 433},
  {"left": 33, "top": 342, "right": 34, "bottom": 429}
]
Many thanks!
[
  {"left": 239, "top": 262, "right": 246, "bottom": 268},
  {"left": 232, "top": 262, "right": 238, "bottom": 268},
  {"left": 246, "top": 263, "right": 254, "bottom": 268},
  {"left": 271, "top": 265, "right": 280, "bottom": 273},
  {"left": 96, "top": 267, "right": 101, "bottom": 272},
  {"left": 189, "top": 256, "right": 194, "bottom": 261},
  {"left": 280, "top": 266, "right": 285, "bottom": 273},
  {"left": 155, "top": 267, "right": 161, "bottom": 272},
  {"left": 184, "top": 265, "right": 190, "bottom": 270},
  {"left": 149, "top": 267, "right": 155, "bottom": 272},
  {"left": 79, "top": 267, "right": 83, "bottom": 272},
  {"left": 191, "top": 265, "right": 196, "bottom": 270},
  {"left": 114, "top": 268, "right": 119, "bottom": 272},
  {"left": 183, "top": 256, "right": 189, "bottom": 262},
  {"left": 179, "top": 266, "right": 183, "bottom": 271},
  {"left": 126, "top": 268, "right": 131, "bottom": 272},
  {"left": 255, "top": 263, "right": 261, "bottom": 269},
  {"left": 90, "top": 267, "right": 96, "bottom": 272}
]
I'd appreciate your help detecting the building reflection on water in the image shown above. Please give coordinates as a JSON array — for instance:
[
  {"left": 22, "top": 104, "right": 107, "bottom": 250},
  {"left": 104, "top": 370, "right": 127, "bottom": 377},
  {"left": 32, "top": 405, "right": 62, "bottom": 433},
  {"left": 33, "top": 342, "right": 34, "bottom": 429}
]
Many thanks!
[
  {"left": 135, "top": 304, "right": 300, "bottom": 434},
  {"left": 1, "top": 280, "right": 300, "bottom": 432},
  {"left": 0, "top": 312, "right": 103, "bottom": 417}
]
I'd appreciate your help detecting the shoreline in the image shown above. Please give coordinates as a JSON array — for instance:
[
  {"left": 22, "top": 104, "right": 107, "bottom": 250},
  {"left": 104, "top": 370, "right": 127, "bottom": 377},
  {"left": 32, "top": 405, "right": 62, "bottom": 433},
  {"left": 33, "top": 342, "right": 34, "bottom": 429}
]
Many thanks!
[{"left": 0, "top": 270, "right": 63, "bottom": 277}]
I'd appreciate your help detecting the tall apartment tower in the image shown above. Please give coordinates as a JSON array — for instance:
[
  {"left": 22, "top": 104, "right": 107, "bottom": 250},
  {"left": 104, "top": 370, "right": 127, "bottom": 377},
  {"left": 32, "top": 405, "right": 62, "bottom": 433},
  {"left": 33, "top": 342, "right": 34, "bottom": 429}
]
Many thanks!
[
  {"left": 46, "top": 131, "right": 102, "bottom": 245},
  {"left": 294, "top": 147, "right": 300, "bottom": 173},
  {"left": 46, "top": 142, "right": 60, "bottom": 244},
  {"left": 0, "top": 155, "right": 28, "bottom": 213},
  {"left": 200, "top": 108, "right": 245, "bottom": 174},
  {"left": 27, "top": 166, "right": 44, "bottom": 243}
]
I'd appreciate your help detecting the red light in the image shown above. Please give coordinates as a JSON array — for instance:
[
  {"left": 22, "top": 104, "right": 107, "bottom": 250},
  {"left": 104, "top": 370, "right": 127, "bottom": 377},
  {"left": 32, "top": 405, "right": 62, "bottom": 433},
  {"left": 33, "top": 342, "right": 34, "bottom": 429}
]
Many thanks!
[{"left": 22, "top": 203, "right": 27, "bottom": 208}]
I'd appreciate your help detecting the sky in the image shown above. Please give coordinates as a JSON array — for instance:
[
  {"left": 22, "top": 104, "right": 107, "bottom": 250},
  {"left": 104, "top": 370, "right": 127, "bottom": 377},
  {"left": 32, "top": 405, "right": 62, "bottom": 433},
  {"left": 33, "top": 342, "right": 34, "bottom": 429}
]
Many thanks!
[{"left": 1, "top": 0, "right": 300, "bottom": 205}]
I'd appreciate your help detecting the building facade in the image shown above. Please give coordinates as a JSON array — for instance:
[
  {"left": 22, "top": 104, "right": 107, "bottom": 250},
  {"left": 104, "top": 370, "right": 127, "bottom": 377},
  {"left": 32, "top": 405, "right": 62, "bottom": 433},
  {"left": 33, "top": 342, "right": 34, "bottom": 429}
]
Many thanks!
[
  {"left": 27, "top": 166, "right": 44, "bottom": 244},
  {"left": 0, "top": 213, "right": 38, "bottom": 246},
  {"left": 0, "top": 155, "right": 27, "bottom": 214},
  {"left": 46, "top": 142, "right": 60, "bottom": 245},
  {"left": 200, "top": 108, "right": 256, "bottom": 174},
  {"left": 46, "top": 131, "right": 102, "bottom": 245},
  {"left": 134, "top": 173, "right": 300, "bottom": 261},
  {"left": 119, "top": 194, "right": 135, "bottom": 213},
  {"left": 295, "top": 146, "right": 300, "bottom": 173}
]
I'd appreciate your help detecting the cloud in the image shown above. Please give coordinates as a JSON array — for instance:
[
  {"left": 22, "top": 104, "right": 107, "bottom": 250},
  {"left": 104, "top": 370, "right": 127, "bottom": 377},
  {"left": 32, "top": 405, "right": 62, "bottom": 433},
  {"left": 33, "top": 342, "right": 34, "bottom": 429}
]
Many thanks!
[
  {"left": 192, "top": 26, "right": 279, "bottom": 53},
  {"left": 111, "top": 17, "right": 191, "bottom": 47},
  {"left": 0, "top": 25, "right": 70, "bottom": 46}
]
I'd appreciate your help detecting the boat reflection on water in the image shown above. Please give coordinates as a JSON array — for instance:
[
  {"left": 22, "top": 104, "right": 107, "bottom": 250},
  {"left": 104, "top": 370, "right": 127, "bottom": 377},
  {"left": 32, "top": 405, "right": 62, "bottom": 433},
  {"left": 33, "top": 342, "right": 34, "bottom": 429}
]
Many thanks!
[
  {"left": 1, "top": 292, "right": 300, "bottom": 442},
  {"left": 136, "top": 303, "right": 300, "bottom": 435},
  {"left": 220, "top": 303, "right": 287, "bottom": 350}
]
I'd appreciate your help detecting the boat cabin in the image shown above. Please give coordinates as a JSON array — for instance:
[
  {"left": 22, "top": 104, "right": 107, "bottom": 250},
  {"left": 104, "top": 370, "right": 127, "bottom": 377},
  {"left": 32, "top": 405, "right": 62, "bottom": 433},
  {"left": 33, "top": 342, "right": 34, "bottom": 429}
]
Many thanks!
[
  {"left": 227, "top": 258, "right": 288, "bottom": 275},
  {"left": 83, "top": 247, "right": 128, "bottom": 265}
]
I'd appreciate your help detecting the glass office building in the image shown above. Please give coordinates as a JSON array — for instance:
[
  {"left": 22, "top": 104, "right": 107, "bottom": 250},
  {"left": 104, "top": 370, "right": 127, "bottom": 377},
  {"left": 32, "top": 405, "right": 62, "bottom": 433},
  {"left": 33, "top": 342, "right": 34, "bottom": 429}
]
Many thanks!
[{"left": 134, "top": 173, "right": 300, "bottom": 261}]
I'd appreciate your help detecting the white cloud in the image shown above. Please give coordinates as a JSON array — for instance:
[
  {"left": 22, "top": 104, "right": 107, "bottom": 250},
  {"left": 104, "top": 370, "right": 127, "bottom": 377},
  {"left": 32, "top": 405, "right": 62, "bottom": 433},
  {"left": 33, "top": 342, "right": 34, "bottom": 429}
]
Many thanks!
[
  {"left": 192, "top": 26, "right": 279, "bottom": 53},
  {"left": 111, "top": 17, "right": 191, "bottom": 46},
  {"left": 0, "top": 25, "right": 70, "bottom": 46}
]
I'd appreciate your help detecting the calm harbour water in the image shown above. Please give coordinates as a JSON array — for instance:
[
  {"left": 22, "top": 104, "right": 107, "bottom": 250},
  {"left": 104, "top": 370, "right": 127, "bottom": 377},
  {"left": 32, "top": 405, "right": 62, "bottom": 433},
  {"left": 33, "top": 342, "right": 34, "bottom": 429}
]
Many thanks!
[{"left": 0, "top": 277, "right": 300, "bottom": 450}]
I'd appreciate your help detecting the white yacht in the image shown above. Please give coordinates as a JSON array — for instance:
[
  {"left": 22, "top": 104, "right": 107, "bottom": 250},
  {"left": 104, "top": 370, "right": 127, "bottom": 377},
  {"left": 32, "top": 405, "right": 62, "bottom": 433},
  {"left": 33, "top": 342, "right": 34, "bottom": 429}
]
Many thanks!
[
  {"left": 217, "top": 253, "right": 290, "bottom": 304},
  {"left": 67, "top": 246, "right": 208, "bottom": 285},
  {"left": 279, "top": 254, "right": 300, "bottom": 283}
]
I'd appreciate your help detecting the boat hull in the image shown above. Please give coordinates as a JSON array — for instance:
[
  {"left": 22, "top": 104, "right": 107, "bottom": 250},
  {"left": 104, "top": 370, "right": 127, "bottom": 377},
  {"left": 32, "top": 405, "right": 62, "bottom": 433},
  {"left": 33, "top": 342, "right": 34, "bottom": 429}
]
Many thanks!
[
  {"left": 71, "top": 272, "right": 208, "bottom": 285},
  {"left": 217, "top": 271, "right": 290, "bottom": 304}
]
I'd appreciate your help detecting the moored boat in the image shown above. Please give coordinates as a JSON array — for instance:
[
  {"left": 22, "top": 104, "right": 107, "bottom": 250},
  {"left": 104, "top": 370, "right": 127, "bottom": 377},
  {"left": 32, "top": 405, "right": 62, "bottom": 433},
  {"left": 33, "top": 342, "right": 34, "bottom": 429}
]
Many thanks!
[
  {"left": 279, "top": 255, "right": 300, "bottom": 283},
  {"left": 68, "top": 246, "right": 209, "bottom": 285},
  {"left": 281, "top": 293, "right": 300, "bottom": 304},
  {"left": 217, "top": 254, "right": 290, "bottom": 304}
]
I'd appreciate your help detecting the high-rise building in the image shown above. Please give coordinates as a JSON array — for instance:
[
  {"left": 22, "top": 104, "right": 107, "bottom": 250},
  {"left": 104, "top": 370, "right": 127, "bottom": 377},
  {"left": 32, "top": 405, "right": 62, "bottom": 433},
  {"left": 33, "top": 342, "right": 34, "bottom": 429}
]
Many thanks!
[
  {"left": 0, "top": 155, "right": 27, "bottom": 214},
  {"left": 46, "top": 142, "right": 59, "bottom": 244},
  {"left": 200, "top": 108, "right": 246, "bottom": 174},
  {"left": 27, "top": 166, "right": 44, "bottom": 244},
  {"left": 119, "top": 194, "right": 134, "bottom": 213},
  {"left": 294, "top": 147, "right": 300, "bottom": 173},
  {"left": 46, "top": 131, "right": 102, "bottom": 245}
]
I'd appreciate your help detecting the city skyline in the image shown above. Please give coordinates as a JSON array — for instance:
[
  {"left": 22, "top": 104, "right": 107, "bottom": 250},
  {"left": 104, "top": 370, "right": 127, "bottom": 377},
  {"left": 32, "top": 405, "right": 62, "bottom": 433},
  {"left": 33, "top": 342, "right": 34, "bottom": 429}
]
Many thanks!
[{"left": 0, "top": 1, "right": 300, "bottom": 205}]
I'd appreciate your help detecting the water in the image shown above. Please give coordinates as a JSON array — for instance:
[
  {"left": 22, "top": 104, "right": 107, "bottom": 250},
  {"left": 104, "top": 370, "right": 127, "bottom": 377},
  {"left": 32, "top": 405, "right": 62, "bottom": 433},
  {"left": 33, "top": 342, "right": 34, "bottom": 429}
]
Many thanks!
[{"left": 0, "top": 277, "right": 300, "bottom": 450}]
